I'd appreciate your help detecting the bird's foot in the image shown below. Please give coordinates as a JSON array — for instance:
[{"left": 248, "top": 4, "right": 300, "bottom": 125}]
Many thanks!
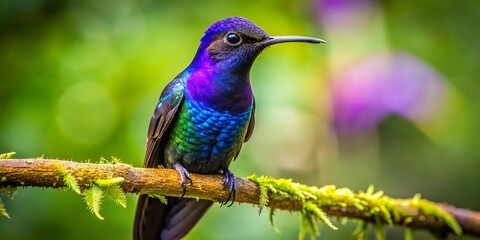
[
  {"left": 174, "top": 161, "right": 193, "bottom": 198},
  {"left": 221, "top": 168, "right": 236, "bottom": 207}
]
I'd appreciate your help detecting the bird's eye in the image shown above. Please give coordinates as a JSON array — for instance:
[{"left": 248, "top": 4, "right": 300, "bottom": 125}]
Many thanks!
[{"left": 224, "top": 32, "right": 242, "bottom": 46}]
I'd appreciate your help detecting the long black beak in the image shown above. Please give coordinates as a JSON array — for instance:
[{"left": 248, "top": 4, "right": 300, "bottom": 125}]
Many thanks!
[{"left": 260, "top": 36, "right": 326, "bottom": 47}]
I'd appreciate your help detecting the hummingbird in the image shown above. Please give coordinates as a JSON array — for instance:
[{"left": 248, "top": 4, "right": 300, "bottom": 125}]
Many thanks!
[{"left": 133, "top": 16, "right": 324, "bottom": 240}]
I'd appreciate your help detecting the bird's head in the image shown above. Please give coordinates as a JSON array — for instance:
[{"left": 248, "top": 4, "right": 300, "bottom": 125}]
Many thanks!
[{"left": 189, "top": 16, "right": 325, "bottom": 73}]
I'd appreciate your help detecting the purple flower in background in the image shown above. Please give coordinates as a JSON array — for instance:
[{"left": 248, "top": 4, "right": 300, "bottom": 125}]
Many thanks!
[
  {"left": 314, "top": 0, "right": 447, "bottom": 135},
  {"left": 315, "top": 0, "right": 375, "bottom": 29},
  {"left": 331, "top": 52, "right": 446, "bottom": 134}
]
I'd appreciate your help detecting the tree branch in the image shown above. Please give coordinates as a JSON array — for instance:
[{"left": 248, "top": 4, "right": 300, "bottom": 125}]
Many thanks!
[{"left": 0, "top": 158, "right": 479, "bottom": 238}]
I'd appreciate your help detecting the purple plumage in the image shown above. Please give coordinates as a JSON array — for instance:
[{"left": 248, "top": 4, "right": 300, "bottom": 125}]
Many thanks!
[
  {"left": 201, "top": 17, "right": 268, "bottom": 45},
  {"left": 134, "top": 16, "right": 324, "bottom": 240}
]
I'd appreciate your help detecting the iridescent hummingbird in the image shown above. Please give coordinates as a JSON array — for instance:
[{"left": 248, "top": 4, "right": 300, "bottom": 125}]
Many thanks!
[{"left": 133, "top": 16, "right": 324, "bottom": 240}]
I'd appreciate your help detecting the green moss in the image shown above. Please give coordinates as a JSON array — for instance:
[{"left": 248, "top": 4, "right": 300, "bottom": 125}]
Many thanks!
[
  {"left": 249, "top": 174, "right": 336, "bottom": 239},
  {"left": 407, "top": 194, "right": 462, "bottom": 235},
  {"left": 405, "top": 228, "right": 413, "bottom": 240},
  {"left": 56, "top": 162, "right": 127, "bottom": 220},
  {"left": 0, "top": 185, "right": 16, "bottom": 219},
  {"left": 0, "top": 198, "right": 10, "bottom": 219},
  {"left": 374, "top": 223, "right": 386, "bottom": 240},
  {"left": 0, "top": 152, "right": 16, "bottom": 159},
  {"left": 268, "top": 208, "right": 281, "bottom": 233},
  {"left": 300, "top": 201, "right": 337, "bottom": 240},
  {"left": 148, "top": 194, "right": 168, "bottom": 205},
  {"left": 0, "top": 186, "right": 17, "bottom": 199},
  {"left": 83, "top": 185, "right": 105, "bottom": 220},
  {"left": 99, "top": 156, "right": 123, "bottom": 164},
  {"left": 257, "top": 178, "right": 269, "bottom": 214},
  {"left": 248, "top": 174, "right": 318, "bottom": 202},
  {"left": 353, "top": 221, "right": 368, "bottom": 240},
  {"left": 77, "top": 177, "right": 128, "bottom": 219},
  {"left": 57, "top": 166, "right": 82, "bottom": 194},
  {"left": 248, "top": 175, "right": 462, "bottom": 239},
  {"left": 95, "top": 177, "right": 124, "bottom": 187},
  {"left": 95, "top": 178, "right": 126, "bottom": 208}
]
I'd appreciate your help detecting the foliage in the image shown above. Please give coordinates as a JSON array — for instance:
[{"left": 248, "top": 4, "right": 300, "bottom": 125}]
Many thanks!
[{"left": 56, "top": 160, "right": 127, "bottom": 220}]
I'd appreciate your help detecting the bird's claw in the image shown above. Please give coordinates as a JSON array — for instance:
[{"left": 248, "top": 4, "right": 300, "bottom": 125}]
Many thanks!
[
  {"left": 174, "top": 162, "right": 192, "bottom": 198},
  {"left": 222, "top": 168, "right": 236, "bottom": 207}
]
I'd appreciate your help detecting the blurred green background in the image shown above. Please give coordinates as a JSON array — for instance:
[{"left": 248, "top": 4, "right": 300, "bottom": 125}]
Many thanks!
[{"left": 1, "top": 0, "right": 479, "bottom": 239}]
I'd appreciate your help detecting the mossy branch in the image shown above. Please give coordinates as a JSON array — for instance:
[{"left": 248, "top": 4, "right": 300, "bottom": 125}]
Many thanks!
[{"left": 1, "top": 158, "right": 479, "bottom": 238}]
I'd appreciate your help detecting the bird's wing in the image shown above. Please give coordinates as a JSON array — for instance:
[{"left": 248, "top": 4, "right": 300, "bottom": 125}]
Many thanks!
[
  {"left": 144, "top": 78, "right": 185, "bottom": 168},
  {"left": 243, "top": 97, "right": 255, "bottom": 142},
  {"left": 232, "top": 98, "right": 256, "bottom": 162},
  {"left": 133, "top": 78, "right": 185, "bottom": 240}
]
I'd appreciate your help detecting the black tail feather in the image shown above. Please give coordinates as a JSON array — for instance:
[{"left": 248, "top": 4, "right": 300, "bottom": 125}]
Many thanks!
[{"left": 134, "top": 195, "right": 213, "bottom": 240}]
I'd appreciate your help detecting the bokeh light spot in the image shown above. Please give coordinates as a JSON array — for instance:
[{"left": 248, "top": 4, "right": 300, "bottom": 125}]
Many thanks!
[{"left": 56, "top": 81, "right": 118, "bottom": 146}]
